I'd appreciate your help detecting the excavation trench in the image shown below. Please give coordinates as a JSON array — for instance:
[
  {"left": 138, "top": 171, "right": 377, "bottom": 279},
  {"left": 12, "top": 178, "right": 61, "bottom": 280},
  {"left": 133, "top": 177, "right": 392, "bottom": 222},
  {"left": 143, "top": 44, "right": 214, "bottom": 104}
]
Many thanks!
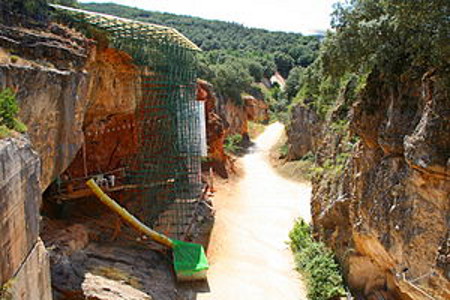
[{"left": 39, "top": 122, "right": 309, "bottom": 299}]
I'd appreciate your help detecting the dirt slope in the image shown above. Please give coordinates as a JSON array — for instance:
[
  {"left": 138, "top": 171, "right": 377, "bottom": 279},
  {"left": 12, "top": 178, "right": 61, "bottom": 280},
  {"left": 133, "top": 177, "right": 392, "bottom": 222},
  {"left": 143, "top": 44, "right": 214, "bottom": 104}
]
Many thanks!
[{"left": 198, "top": 122, "right": 310, "bottom": 299}]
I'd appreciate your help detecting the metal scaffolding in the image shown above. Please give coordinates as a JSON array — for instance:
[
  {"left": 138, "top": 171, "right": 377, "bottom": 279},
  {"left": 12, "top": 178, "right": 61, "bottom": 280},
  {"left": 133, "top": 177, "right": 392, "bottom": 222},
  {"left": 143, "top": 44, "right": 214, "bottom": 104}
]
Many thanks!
[{"left": 52, "top": 5, "right": 203, "bottom": 239}]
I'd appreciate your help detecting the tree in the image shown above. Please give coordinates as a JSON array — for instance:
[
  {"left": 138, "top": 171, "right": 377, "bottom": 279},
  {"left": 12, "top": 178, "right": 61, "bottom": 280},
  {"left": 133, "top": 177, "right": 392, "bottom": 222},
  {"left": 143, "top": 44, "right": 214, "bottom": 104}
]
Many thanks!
[
  {"left": 274, "top": 51, "right": 295, "bottom": 78},
  {"left": 211, "top": 61, "right": 253, "bottom": 105},
  {"left": 247, "top": 60, "right": 264, "bottom": 82},
  {"left": 323, "top": 0, "right": 450, "bottom": 77},
  {"left": 284, "top": 66, "right": 305, "bottom": 100}
]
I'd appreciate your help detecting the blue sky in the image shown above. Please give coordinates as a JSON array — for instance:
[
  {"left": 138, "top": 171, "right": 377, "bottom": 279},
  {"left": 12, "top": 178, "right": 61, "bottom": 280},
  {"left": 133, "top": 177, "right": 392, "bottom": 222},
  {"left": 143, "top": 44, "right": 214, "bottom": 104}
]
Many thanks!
[{"left": 78, "top": 0, "right": 340, "bottom": 34}]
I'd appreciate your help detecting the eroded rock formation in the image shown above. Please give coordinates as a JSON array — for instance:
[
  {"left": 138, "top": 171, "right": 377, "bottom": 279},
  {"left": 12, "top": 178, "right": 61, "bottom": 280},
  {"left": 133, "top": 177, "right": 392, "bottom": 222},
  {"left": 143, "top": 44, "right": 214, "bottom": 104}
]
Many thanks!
[
  {"left": 301, "top": 70, "right": 450, "bottom": 299},
  {"left": 218, "top": 95, "right": 269, "bottom": 141},
  {"left": 63, "top": 46, "right": 140, "bottom": 179},
  {"left": 0, "top": 23, "right": 142, "bottom": 189},
  {"left": 197, "top": 80, "right": 230, "bottom": 177},
  {"left": 0, "top": 23, "right": 93, "bottom": 190},
  {"left": 286, "top": 104, "right": 321, "bottom": 160}
]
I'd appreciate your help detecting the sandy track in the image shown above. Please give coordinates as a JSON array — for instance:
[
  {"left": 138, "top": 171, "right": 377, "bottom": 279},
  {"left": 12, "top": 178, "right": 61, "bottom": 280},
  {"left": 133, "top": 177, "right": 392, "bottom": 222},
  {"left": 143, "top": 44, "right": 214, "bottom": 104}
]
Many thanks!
[{"left": 197, "top": 122, "right": 311, "bottom": 300}]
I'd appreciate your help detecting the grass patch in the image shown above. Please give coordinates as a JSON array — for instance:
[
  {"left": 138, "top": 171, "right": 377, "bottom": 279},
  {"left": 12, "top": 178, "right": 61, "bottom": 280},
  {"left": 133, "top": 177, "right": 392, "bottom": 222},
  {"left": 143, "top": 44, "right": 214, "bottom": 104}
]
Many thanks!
[
  {"left": 0, "top": 125, "right": 12, "bottom": 139},
  {"left": 278, "top": 143, "right": 289, "bottom": 158},
  {"left": 9, "top": 55, "right": 19, "bottom": 64},
  {"left": 289, "top": 219, "right": 346, "bottom": 300},
  {"left": 248, "top": 121, "right": 265, "bottom": 139},
  {"left": 0, "top": 88, "right": 27, "bottom": 138},
  {"left": 224, "top": 133, "right": 243, "bottom": 155},
  {"left": 270, "top": 132, "right": 315, "bottom": 182},
  {"left": 0, "top": 278, "right": 15, "bottom": 300},
  {"left": 276, "top": 159, "right": 315, "bottom": 182}
]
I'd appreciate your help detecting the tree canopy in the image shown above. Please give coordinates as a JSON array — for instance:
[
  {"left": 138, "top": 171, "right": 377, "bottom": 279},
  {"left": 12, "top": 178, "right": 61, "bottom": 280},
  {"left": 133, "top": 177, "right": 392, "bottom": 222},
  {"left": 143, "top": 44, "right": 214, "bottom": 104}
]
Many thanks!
[
  {"left": 80, "top": 2, "right": 321, "bottom": 107},
  {"left": 289, "top": 0, "right": 449, "bottom": 119}
]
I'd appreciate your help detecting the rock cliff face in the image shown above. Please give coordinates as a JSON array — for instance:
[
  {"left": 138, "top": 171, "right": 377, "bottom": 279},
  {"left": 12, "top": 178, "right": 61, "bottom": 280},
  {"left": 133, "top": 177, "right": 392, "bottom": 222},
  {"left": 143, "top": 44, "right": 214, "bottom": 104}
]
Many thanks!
[
  {"left": 0, "top": 137, "right": 51, "bottom": 300},
  {"left": 198, "top": 84, "right": 269, "bottom": 177},
  {"left": 218, "top": 95, "right": 269, "bottom": 141},
  {"left": 197, "top": 80, "right": 230, "bottom": 177},
  {"left": 0, "top": 22, "right": 142, "bottom": 299},
  {"left": 289, "top": 70, "right": 449, "bottom": 299},
  {"left": 0, "top": 24, "right": 93, "bottom": 190},
  {"left": 63, "top": 46, "right": 140, "bottom": 179},
  {"left": 286, "top": 104, "right": 321, "bottom": 160},
  {"left": 0, "top": 22, "right": 143, "bottom": 189}
]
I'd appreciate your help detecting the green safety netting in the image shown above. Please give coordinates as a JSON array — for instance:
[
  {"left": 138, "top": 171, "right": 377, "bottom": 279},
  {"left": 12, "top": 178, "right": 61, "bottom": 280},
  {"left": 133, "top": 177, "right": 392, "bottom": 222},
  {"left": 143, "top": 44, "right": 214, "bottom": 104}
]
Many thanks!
[{"left": 52, "top": 4, "right": 204, "bottom": 240}]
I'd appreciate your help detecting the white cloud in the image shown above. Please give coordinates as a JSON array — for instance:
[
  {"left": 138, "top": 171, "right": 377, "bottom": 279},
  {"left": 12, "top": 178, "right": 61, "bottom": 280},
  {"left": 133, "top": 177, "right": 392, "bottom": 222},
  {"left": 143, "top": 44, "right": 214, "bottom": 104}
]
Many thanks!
[{"left": 78, "top": 0, "right": 339, "bottom": 34}]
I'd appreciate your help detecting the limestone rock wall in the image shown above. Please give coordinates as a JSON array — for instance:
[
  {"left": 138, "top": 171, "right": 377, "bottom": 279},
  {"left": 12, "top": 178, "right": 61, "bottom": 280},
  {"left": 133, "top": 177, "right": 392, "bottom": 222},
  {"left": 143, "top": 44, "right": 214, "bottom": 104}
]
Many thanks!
[
  {"left": 0, "top": 24, "right": 92, "bottom": 190},
  {"left": 0, "top": 137, "right": 51, "bottom": 300},
  {"left": 286, "top": 104, "right": 321, "bottom": 160},
  {"left": 0, "top": 23, "right": 142, "bottom": 189},
  {"left": 289, "top": 70, "right": 449, "bottom": 299}
]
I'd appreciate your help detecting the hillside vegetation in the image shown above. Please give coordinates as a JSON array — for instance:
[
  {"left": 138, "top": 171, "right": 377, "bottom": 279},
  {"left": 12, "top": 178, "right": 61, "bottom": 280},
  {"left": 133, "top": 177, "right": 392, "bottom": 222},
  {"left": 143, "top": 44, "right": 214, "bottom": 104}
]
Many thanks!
[{"left": 80, "top": 2, "right": 320, "bottom": 115}]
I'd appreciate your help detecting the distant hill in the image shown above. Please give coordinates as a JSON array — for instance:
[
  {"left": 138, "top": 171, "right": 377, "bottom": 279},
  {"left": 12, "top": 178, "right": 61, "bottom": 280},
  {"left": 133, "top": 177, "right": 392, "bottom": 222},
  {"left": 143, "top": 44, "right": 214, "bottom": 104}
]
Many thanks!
[
  {"left": 79, "top": 2, "right": 321, "bottom": 116},
  {"left": 80, "top": 2, "right": 320, "bottom": 68}
]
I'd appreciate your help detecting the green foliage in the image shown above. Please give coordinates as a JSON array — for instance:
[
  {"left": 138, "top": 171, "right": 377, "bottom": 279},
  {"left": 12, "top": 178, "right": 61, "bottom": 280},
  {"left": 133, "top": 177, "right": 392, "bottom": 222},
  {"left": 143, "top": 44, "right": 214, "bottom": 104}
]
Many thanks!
[
  {"left": 0, "top": 125, "right": 11, "bottom": 139},
  {"left": 279, "top": 143, "right": 289, "bottom": 158},
  {"left": 247, "top": 60, "right": 264, "bottom": 82},
  {"left": 13, "top": 119, "right": 28, "bottom": 133},
  {"left": 0, "top": 88, "right": 19, "bottom": 129},
  {"left": 81, "top": 3, "right": 320, "bottom": 57},
  {"left": 224, "top": 134, "right": 243, "bottom": 154},
  {"left": 0, "top": 88, "right": 27, "bottom": 136},
  {"left": 274, "top": 51, "right": 295, "bottom": 78},
  {"left": 77, "top": 2, "right": 322, "bottom": 117},
  {"left": 9, "top": 55, "right": 19, "bottom": 64},
  {"left": 301, "top": 151, "right": 315, "bottom": 162},
  {"left": 0, "top": 0, "right": 48, "bottom": 24},
  {"left": 247, "top": 83, "right": 265, "bottom": 101},
  {"left": 0, "top": 277, "right": 15, "bottom": 300},
  {"left": 289, "top": 220, "right": 346, "bottom": 300},
  {"left": 248, "top": 121, "right": 266, "bottom": 139},
  {"left": 324, "top": 0, "right": 449, "bottom": 77},
  {"left": 80, "top": 2, "right": 320, "bottom": 104},
  {"left": 211, "top": 61, "right": 253, "bottom": 105},
  {"left": 291, "top": 0, "right": 449, "bottom": 124},
  {"left": 284, "top": 66, "right": 305, "bottom": 100}
]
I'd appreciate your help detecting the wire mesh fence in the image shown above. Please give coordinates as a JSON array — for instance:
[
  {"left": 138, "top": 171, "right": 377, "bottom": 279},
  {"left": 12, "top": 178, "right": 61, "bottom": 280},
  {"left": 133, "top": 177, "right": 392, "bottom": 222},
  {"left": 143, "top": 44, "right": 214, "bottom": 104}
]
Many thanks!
[{"left": 53, "top": 5, "right": 203, "bottom": 239}]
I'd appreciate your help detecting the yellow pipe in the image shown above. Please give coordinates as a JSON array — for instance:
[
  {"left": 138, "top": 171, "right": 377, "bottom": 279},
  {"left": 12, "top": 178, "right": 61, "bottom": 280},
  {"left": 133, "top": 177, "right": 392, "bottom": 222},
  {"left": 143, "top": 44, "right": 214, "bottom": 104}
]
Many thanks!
[{"left": 86, "top": 179, "right": 174, "bottom": 248}]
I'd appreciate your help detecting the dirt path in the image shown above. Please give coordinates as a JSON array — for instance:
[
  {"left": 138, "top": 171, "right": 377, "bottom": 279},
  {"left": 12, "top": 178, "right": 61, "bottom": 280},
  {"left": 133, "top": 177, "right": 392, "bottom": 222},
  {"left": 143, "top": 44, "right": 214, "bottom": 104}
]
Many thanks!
[{"left": 198, "top": 122, "right": 311, "bottom": 299}]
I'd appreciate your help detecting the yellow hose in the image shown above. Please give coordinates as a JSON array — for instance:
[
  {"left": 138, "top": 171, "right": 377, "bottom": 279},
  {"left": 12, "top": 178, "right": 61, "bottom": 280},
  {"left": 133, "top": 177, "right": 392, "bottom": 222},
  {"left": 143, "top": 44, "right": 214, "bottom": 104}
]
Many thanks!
[{"left": 86, "top": 179, "right": 174, "bottom": 248}]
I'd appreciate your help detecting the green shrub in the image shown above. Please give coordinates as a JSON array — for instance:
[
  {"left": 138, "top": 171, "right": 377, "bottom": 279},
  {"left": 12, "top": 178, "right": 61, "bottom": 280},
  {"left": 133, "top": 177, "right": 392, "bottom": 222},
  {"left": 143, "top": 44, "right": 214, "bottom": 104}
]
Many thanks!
[
  {"left": 10, "top": 55, "right": 19, "bottom": 64},
  {"left": 279, "top": 143, "right": 289, "bottom": 158},
  {"left": 224, "top": 134, "right": 243, "bottom": 154},
  {"left": 0, "top": 125, "right": 11, "bottom": 139},
  {"left": 301, "top": 151, "right": 315, "bottom": 162},
  {"left": 13, "top": 118, "right": 27, "bottom": 133},
  {"left": 0, "top": 88, "right": 27, "bottom": 136},
  {"left": 289, "top": 219, "right": 346, "bottom": 300},
  {"left": 289, "top": 219, "right": 312, "bottom": 251},
  {"left": 0, "top": 88, "right": 19, "bottom": 129}
]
